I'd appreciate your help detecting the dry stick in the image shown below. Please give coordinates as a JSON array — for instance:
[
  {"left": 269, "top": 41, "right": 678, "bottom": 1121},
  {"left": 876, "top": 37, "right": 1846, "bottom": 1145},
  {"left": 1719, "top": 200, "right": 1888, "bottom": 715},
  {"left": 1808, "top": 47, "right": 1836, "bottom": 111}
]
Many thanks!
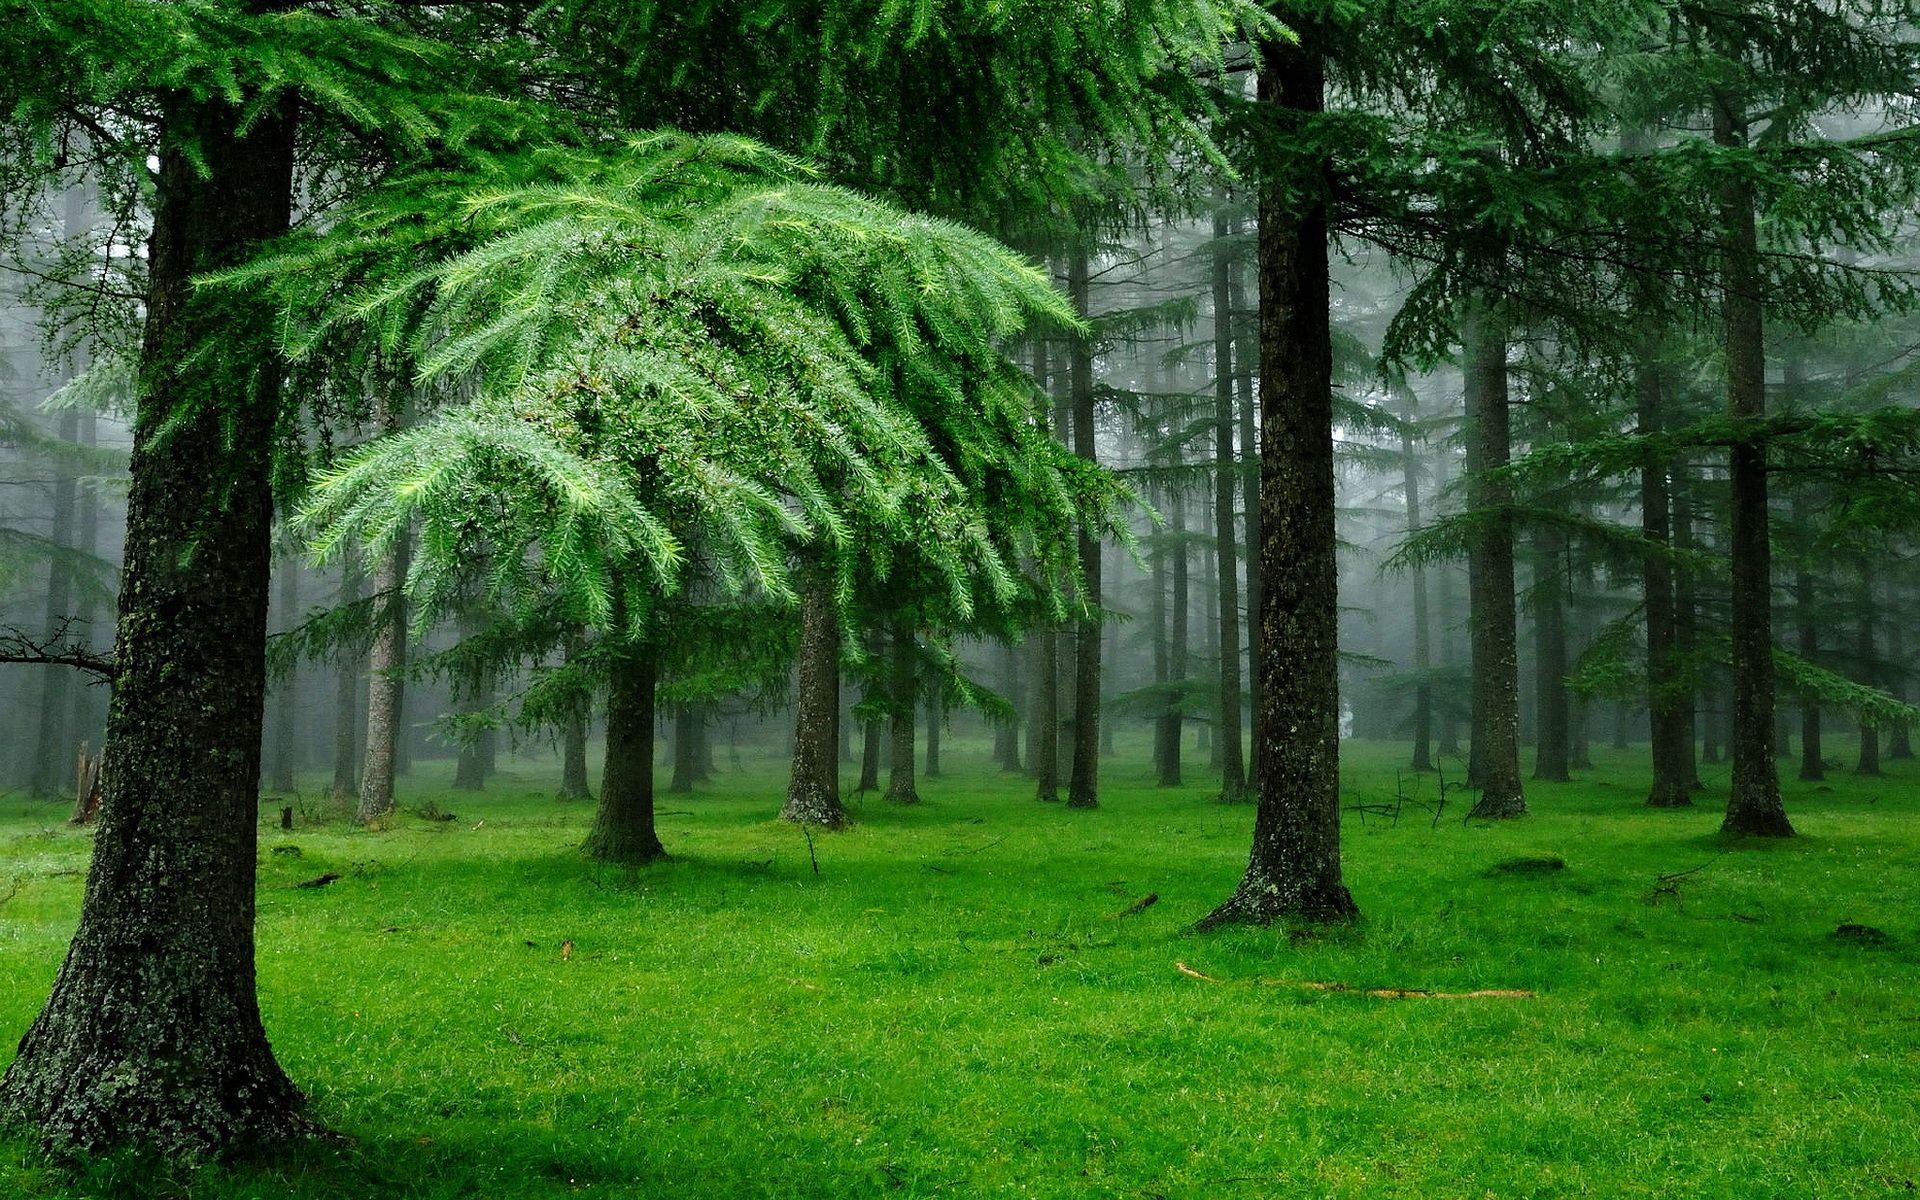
[{"left": 1175, "top": 961, "right": 1534, "bottom": 999}]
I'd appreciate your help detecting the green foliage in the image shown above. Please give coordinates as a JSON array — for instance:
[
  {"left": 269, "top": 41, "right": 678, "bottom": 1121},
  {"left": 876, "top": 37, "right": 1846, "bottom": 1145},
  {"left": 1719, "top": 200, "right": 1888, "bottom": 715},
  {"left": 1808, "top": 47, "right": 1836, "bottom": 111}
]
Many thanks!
[{"left": 230, "top": 132, "right": 1110, "bottom": 639}]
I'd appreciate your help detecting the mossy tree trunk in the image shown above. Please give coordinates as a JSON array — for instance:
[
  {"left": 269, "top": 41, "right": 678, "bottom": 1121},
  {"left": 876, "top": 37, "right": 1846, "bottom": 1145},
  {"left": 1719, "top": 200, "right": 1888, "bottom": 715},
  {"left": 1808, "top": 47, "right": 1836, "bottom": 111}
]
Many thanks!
[
  {"left": 1714, "top": 97, "right": 1791, "bottom": 836},
  {"left": 1211, "top": 204, "right": 1247, "bottom": 802},
  {"left": 1531, "top": 525, "right": 1570, "bottom": 783},
  {"left": 1463, "top": 306, "right": 1526, "bottom": 818},
  {"left": 585, "top": 643, "right": 666, "bottom": 864},
  {"left": 884, "top": 621, "right": 920, "bottom": 805},
  {"left": 783, "top": 566, "right": 846, "bottom": 827},
  {"left": 0, "top": 88, "right": 305, "bottom": 1157},
  {"left": 1398, "top": 383, "right": 1433, "bottom": 772},
  {"left": 1639, "top": 338, "right": 1693, "bottom": 806},
  {"left": 1201, "top": 31, "right": 1357, "bottom": 926},
  {"left": 1066, "top": 246, "right": 1102, "bottom": 810}
]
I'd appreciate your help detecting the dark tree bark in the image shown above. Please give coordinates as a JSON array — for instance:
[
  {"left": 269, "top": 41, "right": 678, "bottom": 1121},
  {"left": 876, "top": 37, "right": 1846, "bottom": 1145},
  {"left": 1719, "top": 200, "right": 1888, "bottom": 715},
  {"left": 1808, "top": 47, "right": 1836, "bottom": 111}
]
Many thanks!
[
  {"left": 1463, "top": 307, "right": 1526, "bottom": 818},
  {"left": 560, "top": 703, "right": 592, "bottom": 801},
  {"left": 585, "top": 642, "right": 666, "bottom": 864},
  {"left": 1159, "top": 486, "right": 1191, "bottom": 786},
  {"left": 330, "top": 560, "right": 364, "bottom": 801},
  {"left": 1791, "top": 487, "right": 1825, "bottom": 781},
  {"left": 0, "top": 88, "right": 305, "bottom": 1156},
  {"left": 1201, "top": 33, "right": 1357, "bottom": 926},
  {"left": 1639, "top": 344, "right": 1693, "bottom": 806},
  {"left": 884, "top": 621, "right": 920, "bottom": 805},
  {"left": 1531, "top": 526, "right": 1571, "bottom": 783},
  {"left": 1397, "top": 383, "right": 1433, "bottom": 772},
  {"left": 1888, "top": 586, "right": 1912, "bottom": 760},
  {"left": 1672, "top": 465, "right": 1704, "bottom": 788},
  {"left": 858, "top": 632, "right": 883, "bottom": 794},
  {"left": 1714, "top": 99, "right": 1791, "bottom": 836},
  {"left": 783, "top": 567, "right": 846, "bottom": 827},
  {"left": 1856, "top": 560, "right": 1881, "bottom": 776},
  {"left": 1211, "top": 205, "right": 1248, "bottom": 801},
  {"left": 1066, "top": 246, "right": 1101, "bottom": 809},
  {"left": 1433, "top": 448, "right": 1462, "bottom": 759}
]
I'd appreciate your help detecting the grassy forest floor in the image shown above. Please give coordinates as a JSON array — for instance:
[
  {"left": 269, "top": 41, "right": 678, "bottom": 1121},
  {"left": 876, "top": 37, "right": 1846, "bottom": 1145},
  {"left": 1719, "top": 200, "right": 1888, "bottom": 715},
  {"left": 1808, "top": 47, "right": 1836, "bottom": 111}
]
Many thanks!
[{"left": 2, "top": 735, "right": 1918, "bottom": 1198}]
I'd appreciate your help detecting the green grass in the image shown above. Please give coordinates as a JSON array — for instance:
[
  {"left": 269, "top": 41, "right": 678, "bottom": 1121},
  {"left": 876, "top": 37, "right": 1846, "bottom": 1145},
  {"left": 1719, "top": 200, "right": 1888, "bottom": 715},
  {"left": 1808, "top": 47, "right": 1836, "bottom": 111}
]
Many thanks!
[{"left": 3, "top": 736, "right": 1919, "bottom": 1198}]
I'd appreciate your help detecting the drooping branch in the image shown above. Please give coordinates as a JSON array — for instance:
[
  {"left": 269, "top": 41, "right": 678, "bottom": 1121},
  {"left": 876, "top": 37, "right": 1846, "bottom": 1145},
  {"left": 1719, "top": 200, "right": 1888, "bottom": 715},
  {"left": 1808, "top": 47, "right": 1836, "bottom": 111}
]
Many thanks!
[{"left": 0, "top": 620, "right": 117, "bottom": 681}]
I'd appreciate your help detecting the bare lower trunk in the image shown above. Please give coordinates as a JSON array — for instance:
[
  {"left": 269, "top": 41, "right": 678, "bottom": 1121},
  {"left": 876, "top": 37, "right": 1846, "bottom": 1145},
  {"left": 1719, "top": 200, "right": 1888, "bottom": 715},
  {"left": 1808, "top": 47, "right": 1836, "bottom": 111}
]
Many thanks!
[
  {"left": 585, "top": 645, "right": 666, "bottom": 863},
  {"left": 0, "top": 89, "right": 305, "bottom": 1157},
  {"left": 1856, "top": 561, "right": 1880, "bottom": 776},
  {"left": 356, "top": 518, "right": 408, "bottom": 823},
  {"left": 1202, "top": 34, "right": 1357, "bottom": 926},
  {"left": 1067, "top": 247, "right": 1102, "bottom": 809},
  {"left": 1212, "top": 203, "right": 1247, "bottom": 801},
  {"left": 330, "top": 561, "right": 363, "bottom": 800},
  {"left": 1714, "top": 99, "right": 1790, "bottom": 837},
  {"left": 1398, "top": 384, "right": 1433, "bottom": 772},
  {"left": 783, "top": 567, "right": 846, "bottom": 827},
  {"left": 1463, "top": 306, "right": 1526, "bottom": 818},
  {"left": 1640, "top": 338, "right": 1692, "bottom": 806},
  {"left": 1034, "top": 624, "right": 1059, "bottom": 801},
  {"left": 267, "top": 555, "right": 299, "bottom": 794},
  {"left": 885, "top": 622, "right": 920, "bottom": 804}
]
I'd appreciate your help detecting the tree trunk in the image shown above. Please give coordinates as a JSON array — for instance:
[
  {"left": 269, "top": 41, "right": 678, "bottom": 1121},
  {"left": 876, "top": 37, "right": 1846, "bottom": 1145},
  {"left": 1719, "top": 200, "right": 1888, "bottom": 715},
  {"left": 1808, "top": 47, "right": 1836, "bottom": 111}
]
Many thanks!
[
  {"left": 1792, "top": 487, "right": 1825, "bottom": 781},
  {"left": 884, "top": 622, "right": 920, "bottom": 804},
  {"left": 330, "top": 561, "right": 364, "bottom": 801},
  {"left": 1714, "top": 99, "right": 1791, "bottom": 836},
  {"left": 1398, "top": 383, "right": 1433, "bottom": 772},
  {"left": 1888, "top": 586, "right": 1911, "bottom": 759},
  {"left": 1066, "top": 246, "right": 1102, "bottom": 809},
  {"left": 560, "top": 702, "right": 592, "bottom": 802},
  {"left": 1211, "top": 205, "right": 1248, "bottom": 801},
  {"left": 1463, "top": 306, "right": 1526, "bottom": 818},
  {"left": 0, "top": 88, "right": 305, "bottom": 1156},
  {"left": 1531, "top": 525, "right": 1570, "bottom": 782},
  {"left": 1434, "top": 448, "right": 1462, "bottom": 759},
  {"left": 994, "top": 640, "right": 1022, "bottom": 771},
  {"left": 1033, "top": 623, "right": 1060, "bottom": 801},
  {"left": 1639, "top": 339, "right": 1692, "bottom": 806},
  {"left": 267, "top": 555, "right": 299, "bottom": 794},
  {"left": 585, "top": 642, "right": 665, "bottom": 864},
  {"left": 1234, "top": 247, "right": 1263, "bottom": 790},
  {"left": 1672, "top": 465, "right": 1703, "bottom": 787},
  {"left": 670, "top": 705, "right": 698, "bottom": 794},
  {"left": 783, "top": 566, "right": 846, "bottom": 827},
  {"left": 1201, "top": 33, "right": 1357, "bottom": 926},
  {"left": 356, "top": 515, "right": 409, "bottom": 823},
  {"left": 1856, "top": 560, "right": 1880, "bottom": 776}
]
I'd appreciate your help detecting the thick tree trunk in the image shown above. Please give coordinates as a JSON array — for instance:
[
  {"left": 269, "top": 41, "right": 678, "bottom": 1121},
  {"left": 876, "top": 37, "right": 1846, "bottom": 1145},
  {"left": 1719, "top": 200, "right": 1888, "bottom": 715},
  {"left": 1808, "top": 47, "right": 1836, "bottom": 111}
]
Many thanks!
[
  {"left": 1639, "top": 343, "right": 1692, "bottom": 806},
  {"left": 783, "top": 567, "right": 846, "bottom": 827},
  {"left": 884, "top": 622, "right": 920, "bottom": 804},
  {"left": 1531, "top": 526, "right": 1571, "bottom": 783},
  {"left": 560, "top": 703, "right": 592, "bottom": 801},
  {"left": 1714, "top": 100, "right": 1791, "bottom": 836},
  {"left": 585, "top": 645, "right": 665, "bottom": 863},
  {"left": 1463, "top": 307, "right": 1526, "bottom": 818},
  {"left": 1211, "top": 206, "right": 1248, "bottom": 801},
  {"left": 1201, "top": 35, "right": 1357, "bottom": 926},
  {"left": 1066, "top": 247, "right": 1102, "bottom": 809},
  {"left": 0, "top": 88, "right": 305, "bottom": 1156},
  {"left": 1398, "top": 384, "right": 1433, "bottom": 772}
]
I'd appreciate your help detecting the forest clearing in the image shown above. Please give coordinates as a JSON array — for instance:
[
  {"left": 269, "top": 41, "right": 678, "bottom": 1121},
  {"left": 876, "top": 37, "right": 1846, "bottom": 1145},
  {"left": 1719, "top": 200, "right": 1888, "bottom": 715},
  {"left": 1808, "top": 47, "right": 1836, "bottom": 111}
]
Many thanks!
[
  {"left": 4, "top": 738, "right": 1917, "bottom": 1198},
  {"left": 5, "top": 0, "right": 1920, "bottom": 1194}
]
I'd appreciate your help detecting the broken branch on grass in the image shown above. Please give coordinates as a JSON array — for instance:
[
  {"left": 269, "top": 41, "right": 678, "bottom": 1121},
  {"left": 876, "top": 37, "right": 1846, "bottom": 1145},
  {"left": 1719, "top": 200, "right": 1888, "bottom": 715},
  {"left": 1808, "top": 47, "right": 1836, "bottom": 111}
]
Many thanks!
[{"left": 1174, "top": 960, "right": 1534, "bottom": 999}]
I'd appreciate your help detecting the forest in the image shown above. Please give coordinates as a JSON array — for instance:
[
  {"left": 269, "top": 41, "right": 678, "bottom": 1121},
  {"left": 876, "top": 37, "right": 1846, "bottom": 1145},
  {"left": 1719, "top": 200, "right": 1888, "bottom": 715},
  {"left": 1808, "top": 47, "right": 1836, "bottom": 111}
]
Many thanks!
[{"left": 1, "top": 0, "right": 1918, "bottom": 1196}]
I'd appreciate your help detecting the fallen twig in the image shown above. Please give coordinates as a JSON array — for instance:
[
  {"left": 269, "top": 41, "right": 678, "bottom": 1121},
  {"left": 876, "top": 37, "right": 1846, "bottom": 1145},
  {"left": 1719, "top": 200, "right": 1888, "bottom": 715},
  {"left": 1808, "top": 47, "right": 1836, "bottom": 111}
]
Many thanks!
[
  {"left": 294, "top": 873, "right": 341, "bottom": 889},
  {"left": 1112, "top": 892, "right": 1159, "bottom": 919},
  {"left": 1175, "top": 960, "right": 1534, "bottom": 999}
]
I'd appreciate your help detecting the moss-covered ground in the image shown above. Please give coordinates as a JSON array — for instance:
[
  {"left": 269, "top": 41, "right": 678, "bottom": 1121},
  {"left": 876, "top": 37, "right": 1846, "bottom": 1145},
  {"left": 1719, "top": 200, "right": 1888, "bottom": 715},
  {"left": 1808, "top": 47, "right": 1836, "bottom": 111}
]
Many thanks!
[{"left": 3, "top": 736, "right": 1917, "bottom": 1197}]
